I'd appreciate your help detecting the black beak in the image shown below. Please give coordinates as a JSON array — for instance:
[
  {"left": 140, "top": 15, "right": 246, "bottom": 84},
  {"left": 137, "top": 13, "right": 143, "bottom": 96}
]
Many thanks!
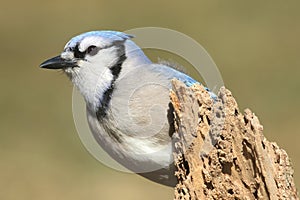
[{"left": 40, "top": 55, "right": 77, "bottom": 69}]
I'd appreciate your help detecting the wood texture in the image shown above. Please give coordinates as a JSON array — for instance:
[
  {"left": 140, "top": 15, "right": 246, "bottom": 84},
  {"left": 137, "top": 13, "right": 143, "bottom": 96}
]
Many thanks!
[{"left": 170, "top": 79, "right": 298, "bottom": 200}]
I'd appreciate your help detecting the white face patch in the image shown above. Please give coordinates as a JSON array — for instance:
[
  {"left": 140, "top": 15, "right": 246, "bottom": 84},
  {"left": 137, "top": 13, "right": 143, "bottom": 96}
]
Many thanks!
[
  {"left": 64, "top": 66, "right": 76, "bottom": 74},
  {"left": 79, "top": 36, "right": 101, "bottom": 52},
  {"left": 61, "top": 31, "right": 135, "bottom": 112},
  {"left": 61, "top": 51, "right": 74, "bottom": 60}
]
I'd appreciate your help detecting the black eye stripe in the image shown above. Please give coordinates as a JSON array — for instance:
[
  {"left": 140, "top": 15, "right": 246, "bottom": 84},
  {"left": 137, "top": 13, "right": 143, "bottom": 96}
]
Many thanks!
[
  {"left": 71, "top": 40, "right": 124, "bottom": 59},
  {"left": 73, "top": 44, "right": 86, "bottom": 59},
  {"left": 72, "top": 44, "right": 101, "bottom": 58}
]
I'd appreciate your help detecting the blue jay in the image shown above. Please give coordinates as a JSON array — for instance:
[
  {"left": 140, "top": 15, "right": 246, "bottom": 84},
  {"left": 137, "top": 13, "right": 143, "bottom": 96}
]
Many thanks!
[{"left": 40, "top": 31, "right": 214, "bottom": 186}]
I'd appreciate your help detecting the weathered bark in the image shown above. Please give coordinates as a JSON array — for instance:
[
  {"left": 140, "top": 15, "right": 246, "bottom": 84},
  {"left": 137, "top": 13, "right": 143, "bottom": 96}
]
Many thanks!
[{"left": 170, "top": 79, "right": 298, "bottom": 200}]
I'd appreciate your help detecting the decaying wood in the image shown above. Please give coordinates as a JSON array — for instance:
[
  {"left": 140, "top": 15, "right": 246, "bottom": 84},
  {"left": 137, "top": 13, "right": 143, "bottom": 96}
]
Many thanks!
[{"left": 170, "top": 79, "right": 298, "bottom": 200}]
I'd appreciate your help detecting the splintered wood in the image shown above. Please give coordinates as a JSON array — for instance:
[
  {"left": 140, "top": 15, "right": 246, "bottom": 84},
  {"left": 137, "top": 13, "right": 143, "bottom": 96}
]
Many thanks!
[{"left": 170, "top": 79, "right": 298, "bottom": 200}]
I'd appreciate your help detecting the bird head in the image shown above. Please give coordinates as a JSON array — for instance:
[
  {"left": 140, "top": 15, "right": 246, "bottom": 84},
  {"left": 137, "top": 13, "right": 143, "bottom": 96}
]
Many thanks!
[
  {"left": 40, "top": 31, "right": 150, "bottom": 111},
  {"left": 40, "top": 31, "right": 133, "bottom": 79}
]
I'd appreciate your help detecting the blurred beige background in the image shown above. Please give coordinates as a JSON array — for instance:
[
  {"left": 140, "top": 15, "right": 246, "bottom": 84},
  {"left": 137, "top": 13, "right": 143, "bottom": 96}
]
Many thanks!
[{"left": 0, "top": 1, "right": 299, "bottom": 199}]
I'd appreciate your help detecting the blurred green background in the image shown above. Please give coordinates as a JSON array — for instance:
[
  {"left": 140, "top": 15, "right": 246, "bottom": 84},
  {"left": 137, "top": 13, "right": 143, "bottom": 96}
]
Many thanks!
[{"left": 1, "top": 0, "right": 299, "bottom": 199}]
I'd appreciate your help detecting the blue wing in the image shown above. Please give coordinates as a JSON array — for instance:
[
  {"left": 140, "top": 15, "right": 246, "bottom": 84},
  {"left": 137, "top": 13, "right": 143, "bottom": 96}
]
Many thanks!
[{"left": 174, "top": 71, "right": 218, "bottom": 100}]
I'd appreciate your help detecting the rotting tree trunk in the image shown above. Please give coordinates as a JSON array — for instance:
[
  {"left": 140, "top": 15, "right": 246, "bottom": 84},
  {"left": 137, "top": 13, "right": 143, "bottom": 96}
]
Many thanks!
[{"left": 170, "top": 79, "right": 299, "bottom": 200}]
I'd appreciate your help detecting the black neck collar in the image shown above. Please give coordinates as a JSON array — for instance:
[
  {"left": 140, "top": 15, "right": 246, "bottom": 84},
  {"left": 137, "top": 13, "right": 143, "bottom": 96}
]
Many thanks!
[{"left": 96, "top": 45, "right": 127, "bottom": 120}]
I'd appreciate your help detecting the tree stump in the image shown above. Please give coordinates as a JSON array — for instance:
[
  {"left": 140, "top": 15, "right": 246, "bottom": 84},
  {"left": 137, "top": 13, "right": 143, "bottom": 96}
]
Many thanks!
[{"left": 170, "top": 79, "right": 298, "bottom": 200}]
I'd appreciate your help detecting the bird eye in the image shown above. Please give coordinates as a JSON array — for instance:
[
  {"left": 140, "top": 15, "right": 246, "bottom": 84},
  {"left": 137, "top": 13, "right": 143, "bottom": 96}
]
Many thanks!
[
  {"left": 87, "top": 45, "right": 98, "bottom": 56},
  {"left": 72, "top": 44, "right": 99, "bottom": 59}
]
